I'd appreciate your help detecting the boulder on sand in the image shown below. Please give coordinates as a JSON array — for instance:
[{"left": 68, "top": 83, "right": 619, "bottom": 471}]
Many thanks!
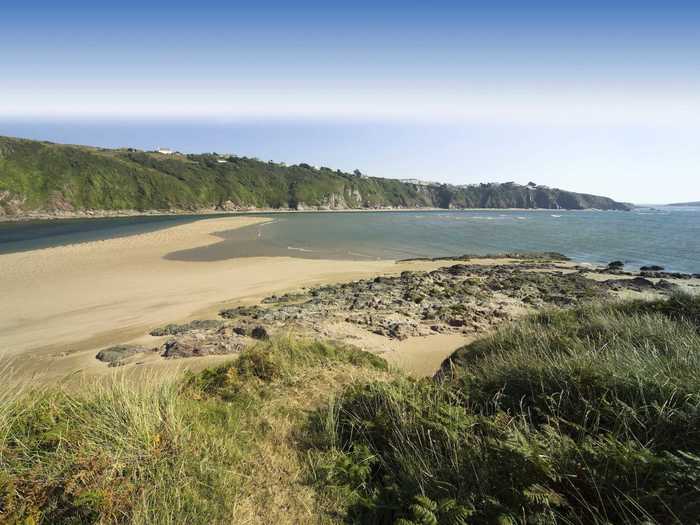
[
  {"left": 606, "top": 260, "right": 625, "bottom": 271},
  {"left": 95, "top": 345, "right": 149, "bottom": 366}
]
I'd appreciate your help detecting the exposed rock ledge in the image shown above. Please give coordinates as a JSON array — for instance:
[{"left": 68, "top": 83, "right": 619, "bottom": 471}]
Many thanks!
[{"left": 95, "top": 254, "right": 698, "bottom": 367}]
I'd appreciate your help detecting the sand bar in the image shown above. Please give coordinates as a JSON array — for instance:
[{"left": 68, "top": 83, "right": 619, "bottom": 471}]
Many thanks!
[{"left": 0, "top": 216, "right": 460, "bottom": 380}]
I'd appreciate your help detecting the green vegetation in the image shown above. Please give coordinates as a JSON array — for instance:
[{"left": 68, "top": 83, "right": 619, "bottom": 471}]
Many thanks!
[
  {"left": 3, "top": 296, "right": 698, "bottom": 524},
  {"left": 0, "top": 338, "right": 388, "bottom": 524},
  {"left": 0, "top": 136, "right": 630, "bottom": 215},
  {"left": 310, "top": 294, "right": 700, "bottom": 524}
]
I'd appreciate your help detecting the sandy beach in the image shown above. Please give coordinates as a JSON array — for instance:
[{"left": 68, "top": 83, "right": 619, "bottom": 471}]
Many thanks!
[
  {"left": 5, "top": 214, "right": 696, "bottom": 384},
  {"left": 0, "top": 216, "right": 461, "bottom": 381}
]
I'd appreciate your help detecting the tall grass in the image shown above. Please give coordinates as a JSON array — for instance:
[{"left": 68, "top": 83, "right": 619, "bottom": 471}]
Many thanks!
[
  {"left": 450, "top": 306, "right": 700, "bottom": 450},
  {"left": 0, "top": 337, "right": 388, "bottom": 524},
  {"left": 310, "top": 294, "right": 700, "bottom": 524},
  {"left": 4, "top": 297, "right": 699, "bottom": 524},
  {"left": 0, "top": 371, "right": 242, "bottom": 524}
]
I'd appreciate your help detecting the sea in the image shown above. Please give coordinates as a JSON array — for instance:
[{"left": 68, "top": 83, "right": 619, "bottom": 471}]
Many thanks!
[{"left": 1, "top": 207, "right": 698, "bottom": 274}]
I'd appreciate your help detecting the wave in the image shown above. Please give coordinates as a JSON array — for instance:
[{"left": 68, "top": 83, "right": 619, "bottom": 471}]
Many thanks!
[
  {"left": 287, "top": 246, "right": 313, "bottom": 253},
  {"left": 347, "top": 251, "right": 377, "bottom": 259}
]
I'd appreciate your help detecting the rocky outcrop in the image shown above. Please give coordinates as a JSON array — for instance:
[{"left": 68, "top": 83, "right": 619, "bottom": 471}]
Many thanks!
[
  {"left": 160, "top": 326, "right": 248, "bottom": 358},
  {"left": 96, "top": 255, "right": 692, "bottom": 366},
  {"left": 0, "top": 190, "right": 26, "bottom": 216},
  {"left": 221, "top": 261, "right": 617, "bottom": 340},
  {"left": 150, "top": 319, "right": 225, "bottom": 337}
]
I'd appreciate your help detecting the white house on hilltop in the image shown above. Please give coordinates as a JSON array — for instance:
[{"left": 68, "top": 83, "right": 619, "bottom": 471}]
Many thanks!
[
  {"left": 400, "top": 178, "right": 439, "bottom": 186},
  {"left": 157, "top": 148, "right": 175, "bottom": 155}
]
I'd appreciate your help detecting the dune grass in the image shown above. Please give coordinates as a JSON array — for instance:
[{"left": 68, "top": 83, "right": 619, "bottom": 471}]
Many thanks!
[
  {"left": 0, "top": 337, "right": 389, "bottom": 524},
  {"left": 3, "top": 296, "right": 699, "bottom": 524},
  {"left": 0, "top": 369, "right": 249, "bottom": 524},
  {"left": 309, "top": 294, "right": 700, "bottom": 524}
]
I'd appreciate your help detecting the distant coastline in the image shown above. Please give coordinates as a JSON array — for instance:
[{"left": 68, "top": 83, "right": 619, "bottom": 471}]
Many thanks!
[
  {"left": 3, "top": 211, "right": 698, "bottom": 380},
  {"left": 667, "top": 201, "right": 700, "bottom": 207},
  {"left": 0, "top": 135, "right": 631, "bottom": 218},
  {"left": 0, "top": 206, "right": 627, "bottom": 223}
]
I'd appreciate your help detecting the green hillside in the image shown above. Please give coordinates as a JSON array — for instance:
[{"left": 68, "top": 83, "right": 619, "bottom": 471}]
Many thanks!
[{"left": 0, "top": 136, "right": 630, "bottom": 216}]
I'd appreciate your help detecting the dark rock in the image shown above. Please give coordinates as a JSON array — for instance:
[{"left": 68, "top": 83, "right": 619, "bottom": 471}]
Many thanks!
[
  {"left": 220, "top": 305, "right": 262, "bottom": 319},
  {"left": 150, "top": 319, "right": 224, "bottom": 337},
  {"left": 629, "top": 277, "right": 655, "bottom": 288},
  {"left": 209, "top": 260, "right": 608, "bottom": 343},
  {"left": 603, "top": 277, "right": 655, "bottom": 292},
  {"left": 161, "top": 338, "right": 202, "bottom": 358},
  {"left": 95, "top": 345, "right": 148, "bottom": 366},
  {"left": 607, "top": 261, "right": 625, "bottom": 270},
  {"left": 251, "top": 326, "right": 269, "bottom": 340},
  {"left": 640, "top": 265, "right": 665, "bottom": 272},
  {"left": 161, "top": 332, "right": 246, "bottom": 358},
  {"left": 641, "top": 271, "right": 693, "bottom": 280},
  {"left": 655, "top": 279, "right": 680, "bottom": 291},
  {"left": 261, "top": 292, "right": 309, "bottom": 304},
  {"left": 400, "top": 252, "right": 570, "bottom": 263}
]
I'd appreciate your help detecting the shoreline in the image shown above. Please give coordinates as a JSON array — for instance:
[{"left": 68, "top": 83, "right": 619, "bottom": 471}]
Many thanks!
[
  {"left": 3, "top": 213, "right": 697, "bottom": 384},
  {"left": 0, "top": 215, "right": 462, "bottom": 381},
  {"left": 0, "top": 206, "right": 629, "bottom": 223}
]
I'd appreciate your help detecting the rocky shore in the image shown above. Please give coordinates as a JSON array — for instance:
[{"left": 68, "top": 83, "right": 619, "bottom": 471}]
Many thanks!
[{"left": 97, "top": 254, "right": 698, "bottom": 367}]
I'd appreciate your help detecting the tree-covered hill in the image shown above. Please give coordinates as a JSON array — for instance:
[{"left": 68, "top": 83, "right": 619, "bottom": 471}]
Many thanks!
[{"left": 0, "top": 136, "right": 630, "bottom": 216}]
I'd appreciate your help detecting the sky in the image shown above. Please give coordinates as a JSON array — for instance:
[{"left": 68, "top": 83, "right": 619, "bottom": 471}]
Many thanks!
[{"left": 1, "top": 1, "right": 699, "bottom": 203}]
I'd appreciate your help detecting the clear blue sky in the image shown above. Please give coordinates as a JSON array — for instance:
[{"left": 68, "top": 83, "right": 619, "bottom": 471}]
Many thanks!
[{"left": 2, "top": 1, "right": 699, "bottom": 203}]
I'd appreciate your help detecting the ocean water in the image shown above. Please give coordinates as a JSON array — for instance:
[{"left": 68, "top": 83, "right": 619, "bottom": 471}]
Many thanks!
[{"left": 1, "top": 208, "right": 699, "bottom": 273}]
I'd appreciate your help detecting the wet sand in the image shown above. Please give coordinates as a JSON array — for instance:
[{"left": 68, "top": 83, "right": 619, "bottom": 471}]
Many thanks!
[{"left": 0, "top": 216, "right": 461, "bottom": 381}]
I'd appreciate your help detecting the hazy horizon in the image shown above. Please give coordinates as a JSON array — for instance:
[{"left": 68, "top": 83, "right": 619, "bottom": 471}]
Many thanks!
[{"left": 2, "top": 1, "right": 699, "bottom": 203}]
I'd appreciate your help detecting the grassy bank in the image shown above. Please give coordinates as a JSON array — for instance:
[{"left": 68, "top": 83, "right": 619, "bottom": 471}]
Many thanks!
[
  {"left": 0, "top": 338, "right": 389, "bottom": 524},
  {"left": 2, "top": 295, "right": 699, "bottom": 524},
  {"left": 310, "top": 294, "right": 700, "bottom": 524}
]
